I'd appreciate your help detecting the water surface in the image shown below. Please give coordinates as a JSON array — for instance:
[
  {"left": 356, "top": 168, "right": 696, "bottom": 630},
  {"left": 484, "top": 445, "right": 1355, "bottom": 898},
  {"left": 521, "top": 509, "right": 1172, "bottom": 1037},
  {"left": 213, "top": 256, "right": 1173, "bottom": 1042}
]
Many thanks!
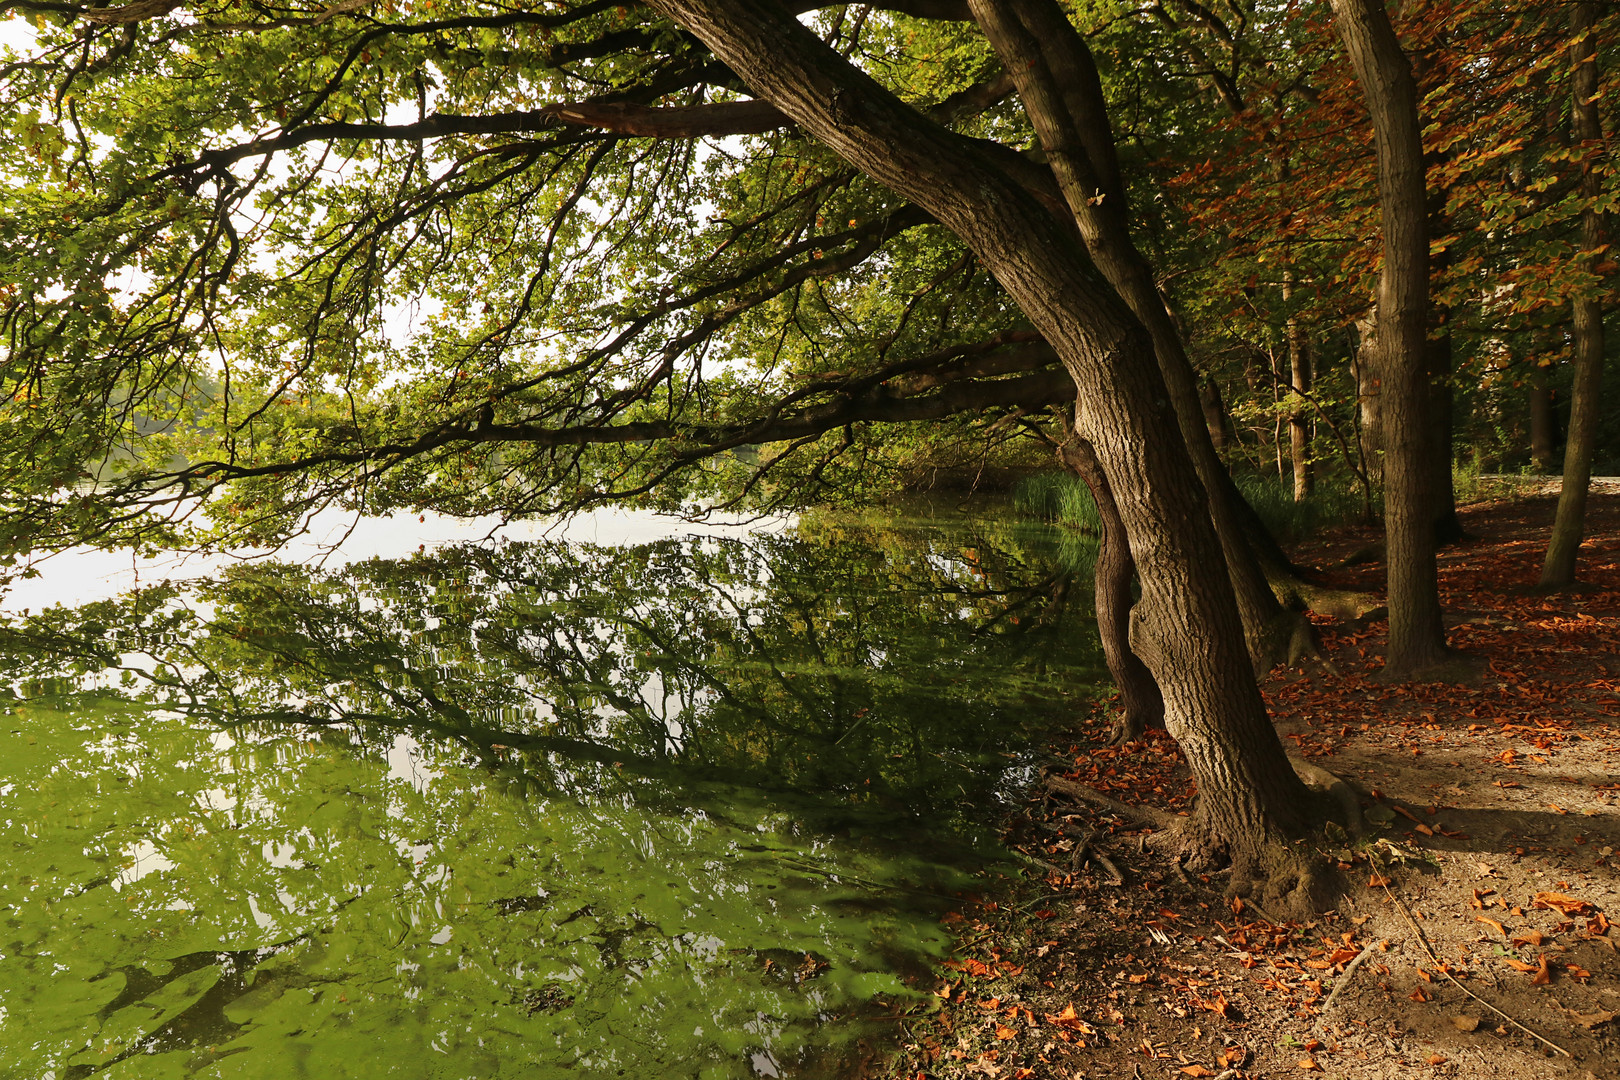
[{"left": 0, "top": 506, "right": 1102, "bottom": 1078}]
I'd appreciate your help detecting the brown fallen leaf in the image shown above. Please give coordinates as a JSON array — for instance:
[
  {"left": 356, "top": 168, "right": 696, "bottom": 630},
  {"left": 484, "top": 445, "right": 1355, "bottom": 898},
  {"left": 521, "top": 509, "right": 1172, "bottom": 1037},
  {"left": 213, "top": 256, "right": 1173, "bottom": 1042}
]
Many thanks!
[
  {"left": 1510, "top": 929, "right": 1545, "bottom": 947},
  {"left": 1533, "top": 891, "right": 1594, "bottom": 916},
  {"left": 1476, "top": 915, "right": 1507, "bottom": 937},
  {"left": 1297, "top": 1058, "right": 1322, "bottom": 1072},
  {"left": 1414, "top": 823, "right": 1435, "bottom": 837},
  {"left": 1452, "top": 1015, "right": 1480, "bottom": 1032},
  {"left": 994, "top": 1024, "right": 1017, "bottom": 1040},
  {"left": 1573, "top": 1010, "right": 1616, "bottom": 1029},
  {"left": 1369, "top": 873, "right": 1392, "bottom": 888},
  {"left": 1427, "top": 1053, "right": 1448, "bottom": 1065},
  {"left": 1504, "top": 958, "right": 1537, "bottom": 972},
  {"left": 1531, "top": 954, "right": 1552, "bottom": 985},
  {"left": 1179, "top": 1067, "right": 1215, "bottom": 1078}
]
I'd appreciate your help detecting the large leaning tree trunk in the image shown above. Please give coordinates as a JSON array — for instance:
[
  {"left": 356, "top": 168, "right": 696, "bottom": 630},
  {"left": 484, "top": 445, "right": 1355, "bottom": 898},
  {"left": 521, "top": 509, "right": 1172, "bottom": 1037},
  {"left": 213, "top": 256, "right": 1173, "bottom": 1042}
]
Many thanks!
[
  {"left": 1056, "top": 428, "right": 1165, "bottom": 742},
  {"left": 642, "top": 0, "right": 1319, "bottom": 887},
  {"left": 963, "top": 0, "right": 1314, "bottom": 673},
  {"left": 1330, "top": 0, "right": 1453, "bottom": 679},
  {"left": 1542, "top": 0, "right": 1609, "bottom": 588}
]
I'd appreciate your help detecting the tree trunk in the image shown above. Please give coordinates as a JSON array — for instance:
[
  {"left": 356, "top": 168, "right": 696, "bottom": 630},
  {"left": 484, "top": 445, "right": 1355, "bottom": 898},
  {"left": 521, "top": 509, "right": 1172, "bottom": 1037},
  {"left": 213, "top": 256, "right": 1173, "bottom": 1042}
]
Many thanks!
[
  {"left": 1058, "top": 431, "right": 1165, "bottom": 742},
  {"left": 1426, "top": 195, "right": 1465, "bottom": 544},
  {"left": 1200, "top": 375, "right": 1234, "bottom": 455},
  {"left": 1428, "top": 325, "right": 1466, "bottom": 544},
  {"left": 1529, "top": 380, "right": 1559, "bottom": 471},
  {"left": 1330, "top": 0, "right": 1453, "bottom": 679},
  {"left": 1283, "top": 268, "right": 1314, "bottom": 501},
  {"left": 645, "top": 0, "right": 1316, "bottom": 875},
  {"left": 965, "top": 0, "right": 1306, "bottom": 672},
  {"left": 1352, "top": 309, "right": 1385, "bottom": 492},
  {"left": 1543, "top": 0, "right": 1609, "bottom": 587}
]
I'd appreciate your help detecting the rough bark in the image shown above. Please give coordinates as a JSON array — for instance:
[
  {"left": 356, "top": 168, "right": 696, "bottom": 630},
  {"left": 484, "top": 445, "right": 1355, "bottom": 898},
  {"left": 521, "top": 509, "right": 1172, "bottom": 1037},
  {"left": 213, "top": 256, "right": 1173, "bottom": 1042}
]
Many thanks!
[
  {"left": 965, "top": 0, "right": 1307, "bottom": 673},
  {"left": 640, "top": 0, "right": 1314, "bottom": 870},
  {"left": 1057, "top": 432, "right": 1165, "bottom": 742},
  {"left": 1330, "top": 0, "right": 1452, "bottom": 679},
  {"left": 1543, "top": 0, "right": 1609, "bottom": 587}
]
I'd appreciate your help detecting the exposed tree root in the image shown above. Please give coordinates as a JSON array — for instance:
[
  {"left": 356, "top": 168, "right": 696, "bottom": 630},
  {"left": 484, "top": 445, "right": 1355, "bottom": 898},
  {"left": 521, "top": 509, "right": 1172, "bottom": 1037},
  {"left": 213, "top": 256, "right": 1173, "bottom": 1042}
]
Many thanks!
[
  {"left": 1249, "top": 608, "right": 1323, "bottom": 672},
  {"left": 1041, "top": 774, "right": 1174, "bottom": 831},
  {"left": 1106, "top": 704, "right": 1165, "bottom": 745},
  {"left": 1287, "top": 753, "right": 1364, "bottom": 836},
  {"left": 1267, "top": 571, "right": 1386, "bottom": 623}
]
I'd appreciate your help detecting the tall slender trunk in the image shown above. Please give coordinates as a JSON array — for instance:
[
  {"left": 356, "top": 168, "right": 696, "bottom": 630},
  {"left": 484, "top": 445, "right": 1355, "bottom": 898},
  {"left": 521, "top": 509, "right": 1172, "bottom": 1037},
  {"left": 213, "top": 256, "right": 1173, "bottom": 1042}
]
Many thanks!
[
  {"left": 1283, "top": 268, "right": 1314, "bottom": 501},
  {"left": 1330, "top": 0, "right": 1452, "bottom": 678},
  {"left": 1200, "top": 375, "right": 1234, "bottom": 455},
  {"left": 1352, "top": 308, "right": 1385, "bottom": 491},
  {"left": 645, "top": 0, "right": 1314, "bottom": 864},
  {"left": 1543, "top": 0, "right": 1609, "bottom": 587},
  {"left": 966, "top": 0, "right": 1302, "bottom": 671},
  {"left": 1529, "top": 380, "right": 1559, "bottom": 471},
  {"left": 1426, "top": 191, "right": 1464, "bottom": 544},
  {"left": 1059, "top": 432, "right": 1165, "bottom": 741}
]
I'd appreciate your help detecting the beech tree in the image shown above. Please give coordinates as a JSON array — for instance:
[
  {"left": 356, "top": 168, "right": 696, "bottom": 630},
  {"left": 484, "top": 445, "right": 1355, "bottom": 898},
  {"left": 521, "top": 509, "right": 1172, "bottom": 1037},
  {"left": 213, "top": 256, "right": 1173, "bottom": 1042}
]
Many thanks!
[{"left": 16, "top": 0, "right": 1481, "bottom": 901}]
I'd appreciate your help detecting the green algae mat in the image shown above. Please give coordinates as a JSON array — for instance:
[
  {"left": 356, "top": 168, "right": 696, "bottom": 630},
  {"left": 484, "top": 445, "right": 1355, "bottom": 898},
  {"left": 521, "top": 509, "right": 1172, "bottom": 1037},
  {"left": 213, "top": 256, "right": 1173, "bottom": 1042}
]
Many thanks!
[{"left": 0, "top": 512, "right": 1102, "bottom": 1078}]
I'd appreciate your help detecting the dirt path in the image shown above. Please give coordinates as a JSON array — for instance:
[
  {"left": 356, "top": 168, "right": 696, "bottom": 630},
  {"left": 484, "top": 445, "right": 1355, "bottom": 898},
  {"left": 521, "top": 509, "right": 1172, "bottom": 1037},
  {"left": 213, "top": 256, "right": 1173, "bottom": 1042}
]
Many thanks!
[{"left": 877, "top": 495, "right": 1620, "bottom": 1080}]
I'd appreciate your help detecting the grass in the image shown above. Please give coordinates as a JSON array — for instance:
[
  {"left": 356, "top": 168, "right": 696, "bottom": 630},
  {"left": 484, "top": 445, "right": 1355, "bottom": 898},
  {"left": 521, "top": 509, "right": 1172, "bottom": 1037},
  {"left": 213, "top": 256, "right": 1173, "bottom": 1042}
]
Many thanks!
[
  {"left": 1011, "top": 471, "right": 1101, "bottom": 534},
  {"left": 1233, "top": 473, "right": 1366, "bottom": 542}
]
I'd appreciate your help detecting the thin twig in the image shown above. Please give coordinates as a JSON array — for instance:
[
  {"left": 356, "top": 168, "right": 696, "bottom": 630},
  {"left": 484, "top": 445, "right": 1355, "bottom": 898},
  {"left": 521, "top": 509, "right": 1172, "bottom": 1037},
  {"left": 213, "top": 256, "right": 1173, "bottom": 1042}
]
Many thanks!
[
  {"left": 1379, "top": 876, "right": 1570, "bottom": 1057},
  {"left": 1314, "top": 942, "right": 1377, "bottom": 1032}
]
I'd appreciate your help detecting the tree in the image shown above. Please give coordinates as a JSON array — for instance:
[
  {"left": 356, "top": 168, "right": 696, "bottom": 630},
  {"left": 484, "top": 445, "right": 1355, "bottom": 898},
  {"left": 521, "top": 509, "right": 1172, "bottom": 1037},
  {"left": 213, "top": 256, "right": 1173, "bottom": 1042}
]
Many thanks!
[
  {"left": 1542, "top": 0, "right": 1609, "bottom": 588},
  {"left": 0, "top": 0, "right": 1340, "bottom": 893},
  {"left": 1328, "top": 0, "right": 1452, "bottom": 679}
]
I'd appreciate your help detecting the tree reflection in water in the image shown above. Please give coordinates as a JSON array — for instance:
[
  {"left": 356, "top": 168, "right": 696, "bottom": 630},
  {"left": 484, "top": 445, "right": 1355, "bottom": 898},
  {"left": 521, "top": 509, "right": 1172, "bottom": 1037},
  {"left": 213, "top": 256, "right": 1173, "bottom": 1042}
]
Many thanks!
[{"left": 0, "top": 512, "right": 1102, "bottom": 1079}]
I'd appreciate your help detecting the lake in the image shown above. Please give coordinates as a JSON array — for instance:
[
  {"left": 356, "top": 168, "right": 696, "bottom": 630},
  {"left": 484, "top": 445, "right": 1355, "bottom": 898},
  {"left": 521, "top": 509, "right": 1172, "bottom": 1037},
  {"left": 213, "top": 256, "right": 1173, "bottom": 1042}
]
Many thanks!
[{"left": 0, "top": 503, "right": 1103, "bottom": 1079}]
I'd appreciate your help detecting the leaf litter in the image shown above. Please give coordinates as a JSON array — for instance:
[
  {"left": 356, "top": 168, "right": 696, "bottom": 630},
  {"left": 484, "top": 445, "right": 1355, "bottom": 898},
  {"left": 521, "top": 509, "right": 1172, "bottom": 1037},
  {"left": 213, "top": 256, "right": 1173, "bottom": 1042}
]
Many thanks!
[{"left": 877, "top": 494, "right": 1620, "bottom": 1080}]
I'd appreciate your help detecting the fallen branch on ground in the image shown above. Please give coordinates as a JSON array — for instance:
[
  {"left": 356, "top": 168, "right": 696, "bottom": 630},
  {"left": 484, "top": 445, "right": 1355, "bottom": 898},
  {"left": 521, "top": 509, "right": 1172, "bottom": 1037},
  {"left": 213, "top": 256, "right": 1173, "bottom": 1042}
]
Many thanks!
[{"left": 1041, "top": 773, "right": 1175, "bottom": 830}]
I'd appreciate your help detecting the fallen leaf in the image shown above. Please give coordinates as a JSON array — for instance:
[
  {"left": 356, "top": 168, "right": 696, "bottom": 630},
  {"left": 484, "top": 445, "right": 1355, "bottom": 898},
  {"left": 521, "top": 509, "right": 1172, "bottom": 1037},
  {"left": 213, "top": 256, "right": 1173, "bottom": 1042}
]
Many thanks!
[
  {"left": 994, "top": 1024, "right": 1017, "bottom": 1040},
  {"left": 1179, "top": 1068, "right": 1215, "bottom": 1078},
  {"left": 1045, "top": 1004, "right": 1081, "bottom": 1026},
  {"left": 1369, "top": 873, "right": 1392, "bottom": 888},
  {"left": 1427, "top": 1053, "right": 1448, "bottom": 1065},
  {"left": 1127, "top": 973, "right": 1150, "bottom": 984},
  {"left": 1452, "top": 1015, "right": 1480, "bottom": 1032},
  {"left": 1476, "top": 915, "right": 1507, "bottom": 937},
  {"left": 1504, "top": 958, "right": 1537, "bottom": 972},
  {"left": 1297, "top": 1058, "right": 1322, "bottom": 1072},
  {"left": 1510, "top": 929, "right": 1545, "bottom": 947},
  {"left": 1414, "top": 823, "right": 1435, "bottom": 837},
  {"left": 1410, "top": 986, "right": 1429, "bottom": 1002},
  {"left": 1533, "top": 892, "right": 1594, "bottom": 916},
  {"left": 1532, "top": 954, "right": 1552, "bottom": 985},
  {"left": 1573, "top": 1010, "right": 1616, "bottom": 1029}
]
